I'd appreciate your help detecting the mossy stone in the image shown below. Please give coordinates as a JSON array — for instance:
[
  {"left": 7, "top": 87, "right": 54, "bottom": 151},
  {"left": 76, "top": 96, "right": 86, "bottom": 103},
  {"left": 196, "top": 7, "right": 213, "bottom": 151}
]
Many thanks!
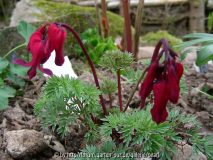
[
  {"left": 140, "top": 30, "right": 182, "bottom": 52},
  {"left": 33, "top": 0, "right": 125, "bottom": 37}
]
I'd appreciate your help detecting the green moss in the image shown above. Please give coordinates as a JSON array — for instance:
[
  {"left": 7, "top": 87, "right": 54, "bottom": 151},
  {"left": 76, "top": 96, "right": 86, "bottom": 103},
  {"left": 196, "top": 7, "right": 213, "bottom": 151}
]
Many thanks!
[
  {"left": 33, "top": 0, "right": 124, "bottom": 37},
  {"left": 140, "top": 30, "right": 182, "bottom": 52},
  {"left": 30, "top": 0, "right": 127, "bottom": 56}
]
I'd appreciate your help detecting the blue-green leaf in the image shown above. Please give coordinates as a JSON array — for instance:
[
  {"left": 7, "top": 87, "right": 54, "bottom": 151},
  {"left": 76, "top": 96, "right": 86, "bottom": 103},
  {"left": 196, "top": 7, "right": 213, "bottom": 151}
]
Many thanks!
[
  {"left": 175, "top": 38, "right": 213, "bottom": 50},
  {"left": 180, "top": 48, "right": 196, "bottom": 61},
  {"left": 183, "top": 33, "right": 213, "bottom": 39},
  {"left": 17, "top": 21, "right": 36, "bottom": 45},
  {"left": 0, "top": 33, "right": 2, "bottom": 37},
  {"left": 196, "top": 44, "right": 213, "bottom": 66}
]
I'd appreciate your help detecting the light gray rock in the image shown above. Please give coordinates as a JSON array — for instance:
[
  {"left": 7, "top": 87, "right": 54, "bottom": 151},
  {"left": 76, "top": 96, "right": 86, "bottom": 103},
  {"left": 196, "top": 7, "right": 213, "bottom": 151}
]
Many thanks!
[
  {"left": 173, "top": 144, "right": 207, "bottom": 160},
  {"left": 4, "top": 105, "right": 25, "bottom": 119},
  {"left": 44, "top": 135, "right": 66, "bottom": 153},
  {"left": 10, "top": 0, "right": 41, "bottom": 27},
  {"left": 207, "top": 0, "right": 213, "bottom": 9},
  {"left": 5, "top": 130, "right": 47, "bottom": 159},
  {"left": 137, "top": 46, "right": 156, "bottom": 60}
]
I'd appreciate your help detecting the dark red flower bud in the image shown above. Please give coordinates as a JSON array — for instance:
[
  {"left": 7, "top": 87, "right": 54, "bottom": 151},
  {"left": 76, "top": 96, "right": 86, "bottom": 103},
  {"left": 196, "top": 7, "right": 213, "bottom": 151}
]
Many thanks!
[{"left": 151, "top": 80, "right": 169, "bottom": 124}]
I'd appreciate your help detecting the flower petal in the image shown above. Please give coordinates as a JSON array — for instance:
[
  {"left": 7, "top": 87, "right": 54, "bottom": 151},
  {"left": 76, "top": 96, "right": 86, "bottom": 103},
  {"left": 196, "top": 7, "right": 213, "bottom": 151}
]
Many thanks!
[
  {"left": 176, "top": 62, "right": 184, "bottom": 81},
  {"left": 48, "top": 23, "right": 66, "bottom": 66},
  {"left": 40, "top": 38, "right": 54, "bottom": 64},
  {"left": 167, "top": 65, "right": 180, "bottom": 103},
  {"left": 139, "top": 62, "right": 157, "bottom": 108},
  {"left": 27, "top": 64, "right": 37, "bottom": 80},
  {"left": 151, "top": 80, "right": 169, "bottom": 124},
  {"left": 37, "top": 64, "right": 53, "bottom": 77},
  {"left": 13, "top": 59, "right": 33, "bottom": 67}
]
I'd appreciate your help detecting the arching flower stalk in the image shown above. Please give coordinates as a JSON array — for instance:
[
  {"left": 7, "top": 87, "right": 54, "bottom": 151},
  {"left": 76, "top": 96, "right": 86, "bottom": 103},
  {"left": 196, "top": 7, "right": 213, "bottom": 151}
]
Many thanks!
[{"left": 139, "top": 38, "right": 184, "bottom": 124}]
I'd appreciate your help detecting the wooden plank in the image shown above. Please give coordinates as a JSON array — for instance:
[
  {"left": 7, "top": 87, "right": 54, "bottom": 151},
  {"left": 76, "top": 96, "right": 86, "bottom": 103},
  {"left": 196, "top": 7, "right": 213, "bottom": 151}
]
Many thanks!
[
  {"left": 108, "top": 0, "right": 189, "bottom": 9},
  {"left": 77, "top": 0, "right": 114, "bottom": 6},
  {"left": 77, "top": 0, "right": 188, "bottom": 8}
]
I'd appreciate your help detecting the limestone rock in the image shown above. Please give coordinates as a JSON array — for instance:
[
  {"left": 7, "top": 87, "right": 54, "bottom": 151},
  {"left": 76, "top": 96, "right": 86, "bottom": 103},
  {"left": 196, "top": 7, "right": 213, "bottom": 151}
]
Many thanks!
[
  {"left": 173, "top": 144, "right": 207, "bottom": 160},
  {"left": 10, "top": 0, "right": 41, "bottom": 27},
  {"left": 4, "top": 105, "right": 25, "bottom": 119},
  {"left": 137, "top": 46, "right": 155, "bottom": 60},
  {"left": 5, "top": 130, "right": 47, "bottom": 159}
]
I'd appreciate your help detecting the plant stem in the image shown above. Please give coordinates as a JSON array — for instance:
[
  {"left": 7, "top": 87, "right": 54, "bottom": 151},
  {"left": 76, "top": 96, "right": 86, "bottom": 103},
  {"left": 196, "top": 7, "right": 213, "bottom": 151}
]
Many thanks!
[
  {"left": 3, "top": 43, "right": 26, "bottom": 59},
  {"left": 94, "top": 0, "right": 102, "bottom": 37},
  {"left": 101, "top": 0, "right": 109, "bottom": 38},
  {"left": 117, "top": 69, "right": 123, "bottom": 112},
  {"left": 89, "top": 113, "right": 96, "bottom": 123},
  {"left": 61, "top": 23, "right": 108, "bottom": 116},
  {"left": 109, "top": 93, "right": 112, "bottom": 109},
  {"left": 0, "top": 0, "right": 9, "bottom": 25},
  {"left": 133, "top": 0, "right": 144, "bottom": 61},
  {"left": 151, "top": 38, "right": 169, "bottom": 62},
  {"left": 124, "top": 66, "right": 148, "bottom": 112},
  {"left": 122, "top": 0, "right": 132, "bottom": 53}
]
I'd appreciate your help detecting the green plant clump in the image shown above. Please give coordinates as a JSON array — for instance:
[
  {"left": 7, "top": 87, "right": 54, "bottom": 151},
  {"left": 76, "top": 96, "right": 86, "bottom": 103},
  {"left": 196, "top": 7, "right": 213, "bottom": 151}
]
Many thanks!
[
  {"left": 140, "top": 30, "right": 182, "bottom": 52},
  {"left": 75, "top": 28, "right": 117, "bottom": 65}
]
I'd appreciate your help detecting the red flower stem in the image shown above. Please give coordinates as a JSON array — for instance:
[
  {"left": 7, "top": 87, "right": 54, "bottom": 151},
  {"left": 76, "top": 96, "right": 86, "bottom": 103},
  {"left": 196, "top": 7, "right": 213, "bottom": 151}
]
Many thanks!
[
  {"left": 78, "top": 116, "right": 85, "bottom": 122},
  {"left": 151, "top": 38, "right": 169, "bottom": 62},
  {"left": 89, "top": 113, "right": 96, "bottom": 123},
  {"left": 117, "top": 69, "right": 123, "bottom": 112},
  {"left": 61, "top": 23, "right": 108, "bottom": 116},
  {"left": 122, "top": 0, "right": 132, "bottom": 53},
  {"left": 109, "top": 93, "right": 112, "bottom": 109}
]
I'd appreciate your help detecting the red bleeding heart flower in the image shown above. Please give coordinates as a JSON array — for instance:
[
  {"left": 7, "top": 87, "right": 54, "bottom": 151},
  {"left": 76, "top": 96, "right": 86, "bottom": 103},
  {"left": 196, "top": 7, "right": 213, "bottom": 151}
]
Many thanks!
[
  {"left": 139, "top": 39, "right": 183, "bottom": 124},
  {"left": 48, "top": 23, "right": 66, "bottom": 66},
  {"left": 13, "top": 23, "right": 67, "bottom": 79}
]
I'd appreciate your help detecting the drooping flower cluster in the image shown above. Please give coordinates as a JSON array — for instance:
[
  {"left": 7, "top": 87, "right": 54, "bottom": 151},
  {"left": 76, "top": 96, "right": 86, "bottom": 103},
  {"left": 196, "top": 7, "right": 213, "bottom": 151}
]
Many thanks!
[
  {"left": 139, "top": 39, "right": 183, "bottom": 124},
  {"left": 13, "top": 23, "right": 66, "bottom": 79}
]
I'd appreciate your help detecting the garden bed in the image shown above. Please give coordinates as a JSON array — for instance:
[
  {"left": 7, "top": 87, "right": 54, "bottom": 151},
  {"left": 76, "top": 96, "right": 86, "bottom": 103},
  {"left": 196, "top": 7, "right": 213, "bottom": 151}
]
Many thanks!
[{"left": 0, "top": 52, "right": 212, "bottom": 159}]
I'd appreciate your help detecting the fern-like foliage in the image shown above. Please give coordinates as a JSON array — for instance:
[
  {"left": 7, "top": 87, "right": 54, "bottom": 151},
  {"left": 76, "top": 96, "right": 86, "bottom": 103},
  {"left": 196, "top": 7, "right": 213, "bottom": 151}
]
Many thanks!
[
  {"left": 100, "top": 78, "right": 117, "bottom": 95},
  {"left": 100, "top": 105, "right": 213, "bottom": 160},
  {"left": 179, "top": 77, "right": 188, "bottom": 94},
  {"left": 71, "top": 140, "right": 131, "bottom": 160},
  {"left": 34, "top": 75, "right": 101, "bottom": 141},
  {"left": 99, "top": 50, "right": 134, "bottom": 71},
  {"left": 122, "top": 67, "right": 142, "bottom": 84}
]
